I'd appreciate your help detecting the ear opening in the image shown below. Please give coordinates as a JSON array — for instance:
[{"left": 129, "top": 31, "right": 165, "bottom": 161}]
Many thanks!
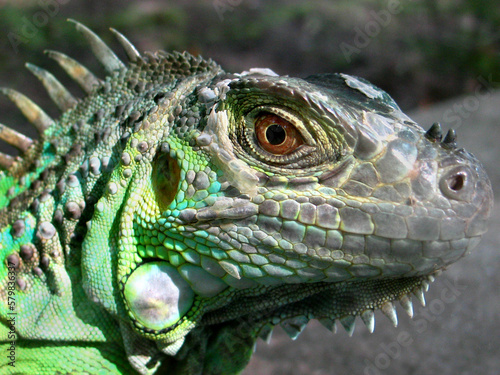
[{"left": 152, "top": 151, "right": 181, "bottom": 212}]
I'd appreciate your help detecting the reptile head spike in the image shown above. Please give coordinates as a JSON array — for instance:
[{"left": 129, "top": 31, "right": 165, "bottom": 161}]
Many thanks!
[
  {"left": 25, "top": 63, "right": 77, "bottom": 112},
  {"left": 425, "top": 122, "right": 443, "bottom": 141},
  {"left": 442, "top": 128, "right": 458, "bottom": 148},
  {"left": 0, "top": 123, "right": 34, "bottom": 153},
  {"left": 0, "top": 88, "right": 54, "bottom": 133}
]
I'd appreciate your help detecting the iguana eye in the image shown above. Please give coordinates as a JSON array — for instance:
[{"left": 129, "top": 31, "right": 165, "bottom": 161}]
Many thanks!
[{"left": 255, "top": 114, "right": 303, "bottom": 155}]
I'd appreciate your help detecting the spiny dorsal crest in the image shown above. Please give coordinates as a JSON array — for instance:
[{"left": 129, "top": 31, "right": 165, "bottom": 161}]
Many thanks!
[{"left": 0, "top": 19, "right": 219, "bottom": 174}]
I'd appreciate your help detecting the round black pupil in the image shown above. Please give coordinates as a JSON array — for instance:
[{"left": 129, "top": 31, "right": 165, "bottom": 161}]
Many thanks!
[{"left": 266, "top": 124, "right": 286, "bottom": 145}]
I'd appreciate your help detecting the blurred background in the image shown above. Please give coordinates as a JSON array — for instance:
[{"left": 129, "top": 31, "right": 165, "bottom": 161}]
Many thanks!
[
  {"left": 0, "top": 1, "right": 499, "bottom": 374},
  {"left": 0, "top": 0, "right": 499, "bottom": 115}
]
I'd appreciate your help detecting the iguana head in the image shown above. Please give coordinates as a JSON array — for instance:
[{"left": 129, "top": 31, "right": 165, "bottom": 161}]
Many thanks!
[
  {"left": 1, "top": 23, "right": 492, "bottom": 374},
  {"left": 101, "top": 44, "right": 492, "bottom": 372}
]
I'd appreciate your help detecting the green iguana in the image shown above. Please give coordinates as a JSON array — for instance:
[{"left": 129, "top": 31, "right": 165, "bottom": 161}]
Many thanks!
[{"left": 0, "top": 21, "right": 493, "bottom": 374}]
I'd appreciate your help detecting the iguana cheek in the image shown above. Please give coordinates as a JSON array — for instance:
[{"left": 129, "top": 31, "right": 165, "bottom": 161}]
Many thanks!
[{"left": 123, "top": 262, "right": 194, "bottom": 331}]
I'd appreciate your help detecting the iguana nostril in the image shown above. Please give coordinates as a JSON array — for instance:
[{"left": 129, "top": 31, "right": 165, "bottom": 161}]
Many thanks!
[
  {"left": 448, "top": 173, "right": 465, "bottom": 191},
  {"left": 440, "top": 166, "right": 472, "bottom": 200}
]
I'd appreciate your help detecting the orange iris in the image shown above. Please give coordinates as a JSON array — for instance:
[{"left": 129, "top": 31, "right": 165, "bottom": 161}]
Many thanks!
[{"left": 254, "top": 114, "right": 303, "bottom": 155}]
